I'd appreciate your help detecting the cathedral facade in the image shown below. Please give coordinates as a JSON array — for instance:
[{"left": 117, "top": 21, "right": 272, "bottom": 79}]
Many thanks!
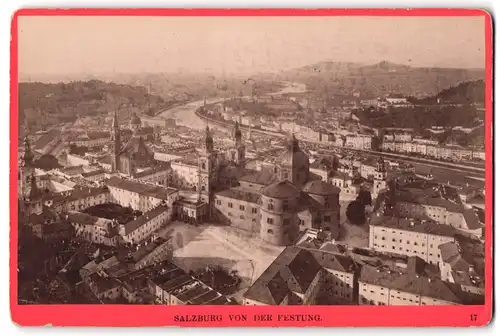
[{"left": 110, "top": 112, "right": 156, "bottom": 177}]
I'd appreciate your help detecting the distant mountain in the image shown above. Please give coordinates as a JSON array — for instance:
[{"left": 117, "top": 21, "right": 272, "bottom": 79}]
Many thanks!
[{"left": 279, "top": 61, "right": 484, "bottom": 98}]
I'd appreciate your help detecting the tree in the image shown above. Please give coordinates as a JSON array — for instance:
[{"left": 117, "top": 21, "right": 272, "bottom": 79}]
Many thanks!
[
  {"left": 356, "top": 189, "right": 372, "bottom": 207},
  {"left": 33, "top": 154, "right": 61, "bottom": 170},
  {"left": 346, "top": 200, "right": 366, "bottom": 225}
]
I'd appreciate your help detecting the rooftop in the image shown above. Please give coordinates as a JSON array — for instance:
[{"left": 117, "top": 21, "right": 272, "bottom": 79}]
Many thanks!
[
  {"left": 215, "top": 188, "right": 261, "bottom": 204},
  {"left": 81, "top": 169, "right": 105, "bottom": 178},
  {"left": 239, "top": 168, "right": 278, "bottom": 186},
  {"left": 106, "top": 177, "right": 177, "bottom": 201},
  {"left": 359, "top": 265, "right": 471, "bottom": 304},
  {"left": 244, "top": 246, "right": 324, "bottom": 305},
  {"left": 134, "top": 164, "right": 170, "bottom": 179},
  {"left": 369, "top": 215, "right": 459, "bottom": 238},
  {"left": 395, "top": 187, "right": 464, "bottom": 214},
  {"left": 302, "top": 180, "right": 340, "bottom": 196},
  {"left": 129, "top": 237, "right": 172, "bottom": 263},
  {"left": 261, "top": 180, "right": 301, "bottom": 199},
  {"left": 121, "top": 205, "right": 170, "bottom": 236}
]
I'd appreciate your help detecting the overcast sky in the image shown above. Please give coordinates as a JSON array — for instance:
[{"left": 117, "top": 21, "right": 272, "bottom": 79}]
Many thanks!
[{"left": 18, "top": 15, "right": 486, "bottom": 76}]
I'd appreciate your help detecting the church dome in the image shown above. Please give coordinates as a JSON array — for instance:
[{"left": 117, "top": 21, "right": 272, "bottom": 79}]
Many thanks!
[
  {"left": 130, "top": 113, "right": 142, "bottom": 126},
  {"left": 261, "top": 180, "right": 301, "bottom": 199},
  {"left": 278, "top": 134, "right": 309, "bottom": 168}
]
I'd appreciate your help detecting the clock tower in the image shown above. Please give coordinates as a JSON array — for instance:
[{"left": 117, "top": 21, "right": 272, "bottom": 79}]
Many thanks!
[
  {"left": 229, "top": 121, "right": 245, "bottom": 167},
  {"left": 372, "top": 157, "right": 387, "bottom": 197},
  {"left": 198, "top": 126, "right": 218, "bottom": 205}
]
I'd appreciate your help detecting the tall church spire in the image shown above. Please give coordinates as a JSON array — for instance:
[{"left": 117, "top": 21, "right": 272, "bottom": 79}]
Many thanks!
[
  {"left": 233, "top": 121, "right": 242, "bottom": 144},
  {"left": 22, "top": 137, "right": 35, "bottom": 168},
  {"left": 205, "top": 125, "right": 214, "bottom": 153},
  {"left": 111, "top": 109, "right": 121, "bottom": 171}
]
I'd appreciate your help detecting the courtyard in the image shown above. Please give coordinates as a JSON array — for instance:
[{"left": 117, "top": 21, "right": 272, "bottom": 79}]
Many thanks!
[
  {"left": 83, "top": 203, "right": 142, "bottom": 224},
  {"left": 157, "top": 221, "right": 284, "bottom": 301}
]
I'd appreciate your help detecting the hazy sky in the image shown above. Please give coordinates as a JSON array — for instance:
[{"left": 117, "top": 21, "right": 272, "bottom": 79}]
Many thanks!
[{"left": 18, "top": 15, "right": 486, "bottom": 76}]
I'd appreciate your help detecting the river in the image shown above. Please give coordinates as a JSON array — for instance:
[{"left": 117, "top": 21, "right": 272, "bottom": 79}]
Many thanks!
[{"left": 157, "top": 81, "right": 307, "bottom": 131}]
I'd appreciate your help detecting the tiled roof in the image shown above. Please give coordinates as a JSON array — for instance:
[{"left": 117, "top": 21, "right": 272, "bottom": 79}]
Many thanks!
[
  {"left": 369, "top": 215, "right": 458, "bottom": 238},
  {"left": 67, "top": 211, "right": 99, "bottom": 226},
  {"left": 134, "top": 164, "right": 170, "bottom": 179},
  {"left": 244, "top": 247, "right": 323, "bottom": 305},
  {"left": 105, "top": 177, "right": 177, "bottom": 200},
  {"left": 122, "top": 205, "right": 170, "bottom": 236},
  {"left": 119, "top": 135, "right": 154, "bottom": 160},
  {"left": 81, "top": 169, "right": 105, "bottom": 178},
  {"left": 462, "top": 208, "right": 483, "bottom": 230},
  {"left": 239, "top": 169, "right": 278, "bottom": 186},
  {"left": 34, "top": 130, "right": 60, "bottom": 150},
  {"left": 89, "top": 273, "right": 122, "bottom": 294},
  {"left": 395, "top": 188, "right": 464, "bottom": 213},
  {"left": 302, "top": 180, "right": 340, "bottom": 196},
  {"left": 309, "top": 250, "right": 357, "bottom": 273},
  {"left": 130, "top": 237, "right": 171, "bottom": 263},
  {"left": 261, "top": 180, "right": 301, "bottom": 199},
  {"left": 215, "top": 188, "right": 261, "bottom": 204},
  {"left": 359, "top": 265, "right": 462, "bottom": 303},
  {"left": 86, "top": 131, "right": 110, "bottom": 140}
]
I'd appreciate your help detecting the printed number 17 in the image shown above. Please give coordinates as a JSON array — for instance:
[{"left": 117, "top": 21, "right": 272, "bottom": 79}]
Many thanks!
[{"left": 470, "top": 314, "right": 478, "bottom": 321}]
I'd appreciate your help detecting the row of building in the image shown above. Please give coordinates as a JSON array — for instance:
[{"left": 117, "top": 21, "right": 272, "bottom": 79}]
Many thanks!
[
  {"left": 382, "top": 141, "right": 485, "bottom": 161},
  {"left": 242, "top": 242, "right": 483, "bottom": 306},
  {"left": 80, "top": 256, "right": 234, "bottom": 305}
]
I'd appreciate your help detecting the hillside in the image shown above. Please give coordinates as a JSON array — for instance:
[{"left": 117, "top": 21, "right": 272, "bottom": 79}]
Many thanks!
[
  {"left": 354, "top": 80, "right": 486, "bottom": 145},
  {"left": 62, "top": 73, "right": 285, "bottom": 101},
  {"left": 409, "top": 79, "right": 485, "bottom": 105},
  {"left": 279, "top": 61, "right": 484, "bottom": 98},
  {"left": 18, "top": 80, "right": 179, "bottom": 133}
]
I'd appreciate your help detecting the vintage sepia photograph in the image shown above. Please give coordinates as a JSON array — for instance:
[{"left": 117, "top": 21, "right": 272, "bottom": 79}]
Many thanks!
[{"left": 14, "top": 12, "right": 489, "bottom": 314}]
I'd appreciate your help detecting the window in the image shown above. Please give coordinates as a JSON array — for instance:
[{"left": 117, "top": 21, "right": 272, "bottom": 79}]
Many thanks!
[
  {"left": 392, "top": 238, "right": 396, "bottom": 242},
  {"left": 299, "top": 219, "right": 305, "bottom": 226},
  {"left": 267, "top": 229, "right": 273, "bottom": 234},
  {"left": 239, "top": 205, "right": 245, "bottom": 211},
  {"left": 216, "top": 200, "right": 221, "bottom": 205},
  {"left": 228, "top": 202, "right": 233, "bottom": 208},
  {"left": 268, "top": 204, "right": 274, "bottom": 211},
  {"left": 202, "top": 163, "right": 206, "bottom": 170},
  {"left": 267, "top": 218, "right": 274, "bottom": 224},
  {"left": 228, "top": 212, "right": 233, "bottom": 217},
  {"left": 252, "top": 208, "right": 257, "bottom": 214},
  {"left": 240, "top": 215, "right": 245, "bottom": 220}
]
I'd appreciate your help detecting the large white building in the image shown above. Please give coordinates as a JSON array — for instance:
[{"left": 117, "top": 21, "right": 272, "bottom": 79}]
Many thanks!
[
  {"left": 369, "top": 215, "right": 457, "bottom": 265},
  {"left": 105, "top": 177, "right": 179, "bottom": 213}
]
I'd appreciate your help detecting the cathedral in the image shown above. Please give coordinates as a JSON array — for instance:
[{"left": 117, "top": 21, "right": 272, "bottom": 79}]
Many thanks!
[
  {"left": 197, "top": 122, "right": 342, "bottom": 246},
  {"left": 109, "top": 111, "right": 156, "bottom": 177}
]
